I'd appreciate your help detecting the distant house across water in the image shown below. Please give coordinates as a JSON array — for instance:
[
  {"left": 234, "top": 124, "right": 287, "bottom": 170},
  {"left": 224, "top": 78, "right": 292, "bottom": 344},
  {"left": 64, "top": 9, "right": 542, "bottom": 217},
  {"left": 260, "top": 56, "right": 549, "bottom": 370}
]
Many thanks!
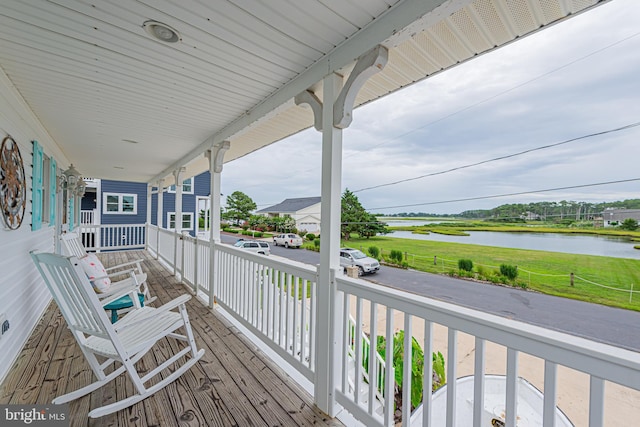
[{"left": 602, "top": 208, "right": 640, "bottom": 227}]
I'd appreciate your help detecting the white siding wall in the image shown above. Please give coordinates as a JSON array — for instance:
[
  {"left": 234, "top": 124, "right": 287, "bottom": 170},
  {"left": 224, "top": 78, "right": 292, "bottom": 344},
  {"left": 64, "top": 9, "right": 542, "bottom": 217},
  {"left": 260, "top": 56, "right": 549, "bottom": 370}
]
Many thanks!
[{"left": 0, "top": 69, "right": 69, "bottom": 383}]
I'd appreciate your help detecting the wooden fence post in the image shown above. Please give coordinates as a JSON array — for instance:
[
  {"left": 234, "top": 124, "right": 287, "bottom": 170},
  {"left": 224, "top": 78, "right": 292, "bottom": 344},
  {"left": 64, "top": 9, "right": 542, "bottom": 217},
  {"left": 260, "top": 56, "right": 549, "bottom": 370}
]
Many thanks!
[{"left": 570, "top": 272, "right": 574, "bottom": 287}]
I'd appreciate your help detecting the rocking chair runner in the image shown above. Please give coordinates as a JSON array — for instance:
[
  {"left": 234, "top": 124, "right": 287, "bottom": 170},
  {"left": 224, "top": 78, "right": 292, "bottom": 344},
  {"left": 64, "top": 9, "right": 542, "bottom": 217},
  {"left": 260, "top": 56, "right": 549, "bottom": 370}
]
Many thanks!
[
  {"left": 60, "top": 232, "right": 156, "bottom": 320},
  {"left": 30, "top": 251, "right": 205, "bottom": 418}
]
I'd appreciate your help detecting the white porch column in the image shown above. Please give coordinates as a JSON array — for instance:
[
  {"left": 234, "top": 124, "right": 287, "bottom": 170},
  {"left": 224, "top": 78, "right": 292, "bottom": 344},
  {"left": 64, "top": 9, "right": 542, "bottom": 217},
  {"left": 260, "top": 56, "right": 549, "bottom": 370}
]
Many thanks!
[
  {"left": 173, "top": 168, "right": 184, "bottom": 276},
  {"left": 302, "top": 45, "right": 387, "bottom": 416},
  {"left": 156, "top": 179, "right": 164, "bottom": 260},
  {"left": 145, "top": 183, "right": 152, "bottom": 251},
  {"left": 315, "top": 72, "right": 343, "bottom": 416},
  {"left": 207, "top": 141, "right": 230, "bottom": 309}
]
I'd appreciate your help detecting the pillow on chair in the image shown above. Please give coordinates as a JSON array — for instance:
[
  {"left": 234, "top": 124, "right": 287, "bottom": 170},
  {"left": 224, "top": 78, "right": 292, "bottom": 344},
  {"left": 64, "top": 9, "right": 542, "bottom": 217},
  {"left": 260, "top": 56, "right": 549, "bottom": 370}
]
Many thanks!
[{"left": 79, "top": 253, "right": 111, "bottom": 293}]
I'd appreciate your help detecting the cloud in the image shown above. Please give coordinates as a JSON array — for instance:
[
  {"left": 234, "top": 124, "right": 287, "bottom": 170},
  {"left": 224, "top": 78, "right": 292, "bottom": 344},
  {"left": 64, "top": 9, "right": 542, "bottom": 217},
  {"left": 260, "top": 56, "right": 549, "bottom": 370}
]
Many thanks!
[{"left": 222, "top": 0, "right": 640, "bottom": 214}]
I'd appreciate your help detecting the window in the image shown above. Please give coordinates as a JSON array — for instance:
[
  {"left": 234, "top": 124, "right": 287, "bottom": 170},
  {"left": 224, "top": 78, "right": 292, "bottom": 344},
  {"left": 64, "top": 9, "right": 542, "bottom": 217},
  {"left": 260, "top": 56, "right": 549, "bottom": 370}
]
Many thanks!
[
  {"left": 168, "top": 177, "right": 194, "bottom": 194},
  {"left": 103, "top": 192, "right": 137, "bottom": 214},
  {"left": 167, "top": 212, "right": 193, "bottom": 230}
]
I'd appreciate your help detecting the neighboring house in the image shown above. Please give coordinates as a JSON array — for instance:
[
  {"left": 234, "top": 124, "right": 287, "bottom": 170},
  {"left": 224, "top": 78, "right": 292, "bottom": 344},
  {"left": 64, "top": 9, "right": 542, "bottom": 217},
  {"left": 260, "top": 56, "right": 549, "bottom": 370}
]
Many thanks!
[
  {"left": 80, "top": 171, "right": 211, "bottom": 237},
  {"left": 602, "top": 208, "right": 640, "bottom": 227},
  {"left": 257, "top": 196, "right": 321, "bottom": 234}
]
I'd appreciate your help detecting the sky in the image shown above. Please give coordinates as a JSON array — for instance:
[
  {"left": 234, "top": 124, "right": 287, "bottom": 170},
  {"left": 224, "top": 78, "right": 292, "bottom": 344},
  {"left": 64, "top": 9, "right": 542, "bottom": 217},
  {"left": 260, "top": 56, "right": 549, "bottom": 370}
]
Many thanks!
[{"left": 220, "top": 0, "right": 640, "bottom": 215}]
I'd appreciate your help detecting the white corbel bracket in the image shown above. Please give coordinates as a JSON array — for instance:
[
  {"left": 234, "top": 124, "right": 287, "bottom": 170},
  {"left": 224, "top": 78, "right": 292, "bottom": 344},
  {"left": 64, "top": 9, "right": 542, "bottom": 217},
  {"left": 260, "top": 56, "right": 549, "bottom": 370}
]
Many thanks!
[
  {"left": 334, "top": 45, "right": 388, "bottom": 129},
  {"left": 294, "top": 90, "right": 323, "bottom": 131},
  {"left": 206, "top": 141, "right": 231, "bottom": 173}
]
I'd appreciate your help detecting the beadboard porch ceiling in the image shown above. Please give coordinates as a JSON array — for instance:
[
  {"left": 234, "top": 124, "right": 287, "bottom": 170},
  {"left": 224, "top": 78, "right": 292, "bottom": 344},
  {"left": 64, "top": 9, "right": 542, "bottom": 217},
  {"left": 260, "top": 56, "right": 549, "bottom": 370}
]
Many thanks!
[{"left": 0, "top": 0, "right": 608, "bottom": 184}]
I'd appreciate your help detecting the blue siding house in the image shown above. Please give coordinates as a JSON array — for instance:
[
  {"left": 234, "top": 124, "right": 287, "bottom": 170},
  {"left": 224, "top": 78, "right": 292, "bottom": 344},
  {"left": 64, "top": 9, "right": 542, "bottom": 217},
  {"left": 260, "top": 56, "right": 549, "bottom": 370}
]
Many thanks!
[{"left": 81, "top": 171, "right": 211, "bottom": 237}]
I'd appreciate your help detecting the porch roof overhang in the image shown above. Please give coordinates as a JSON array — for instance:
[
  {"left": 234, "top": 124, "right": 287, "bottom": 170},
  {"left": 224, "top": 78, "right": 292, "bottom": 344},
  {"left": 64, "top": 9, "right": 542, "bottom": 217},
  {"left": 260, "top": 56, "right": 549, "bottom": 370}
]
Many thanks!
[{"left": 0, "top": 0, "right": 609, "bottom": 185}]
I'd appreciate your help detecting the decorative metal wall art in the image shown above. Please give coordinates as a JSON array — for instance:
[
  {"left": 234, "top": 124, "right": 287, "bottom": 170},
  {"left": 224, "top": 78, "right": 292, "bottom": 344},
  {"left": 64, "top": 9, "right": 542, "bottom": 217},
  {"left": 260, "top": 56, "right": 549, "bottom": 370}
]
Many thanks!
[{"left": 0, "top": 136, "right": 27, "bottom": 229}]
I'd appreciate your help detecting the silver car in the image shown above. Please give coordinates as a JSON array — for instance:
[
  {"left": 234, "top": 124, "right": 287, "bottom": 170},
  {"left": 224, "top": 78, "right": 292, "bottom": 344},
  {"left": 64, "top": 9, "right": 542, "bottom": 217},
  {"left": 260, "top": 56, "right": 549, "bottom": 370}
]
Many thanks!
[
  {"left": 339, "top": 248, "right": 380, "bottom": 275},
  {"left": 273, "top": 233, "right": 303, "bottom": 248},
  {"left": 234, "top": 239, "right": 271, "bottom": 255}
]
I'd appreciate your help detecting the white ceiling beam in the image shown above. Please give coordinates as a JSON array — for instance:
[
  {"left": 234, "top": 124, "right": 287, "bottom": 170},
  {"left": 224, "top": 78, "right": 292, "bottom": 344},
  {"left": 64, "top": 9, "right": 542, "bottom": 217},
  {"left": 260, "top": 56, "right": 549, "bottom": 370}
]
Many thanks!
[{"left": 149, "top": 0, "right": 467, "bottom": 183}]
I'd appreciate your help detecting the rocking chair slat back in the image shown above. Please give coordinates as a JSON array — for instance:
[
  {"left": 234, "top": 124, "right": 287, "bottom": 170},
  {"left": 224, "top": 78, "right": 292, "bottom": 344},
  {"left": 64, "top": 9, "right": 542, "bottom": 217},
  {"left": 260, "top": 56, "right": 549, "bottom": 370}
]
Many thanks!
[{"left": 31, "top": 252, "right": 109, "bottom": 337}]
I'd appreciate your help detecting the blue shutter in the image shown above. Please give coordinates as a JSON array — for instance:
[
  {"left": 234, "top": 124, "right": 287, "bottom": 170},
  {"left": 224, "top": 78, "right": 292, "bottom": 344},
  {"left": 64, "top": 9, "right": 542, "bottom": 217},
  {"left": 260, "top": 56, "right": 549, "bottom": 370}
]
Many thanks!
[
  {"left": 68, "top": 197, "right": 74, "bottom": 231},
  {"left": 49, "top": 158, "right": 57, "bottom": 225},
  {"left": 31, "top": 140, "right": 44, "bottom": 231}
]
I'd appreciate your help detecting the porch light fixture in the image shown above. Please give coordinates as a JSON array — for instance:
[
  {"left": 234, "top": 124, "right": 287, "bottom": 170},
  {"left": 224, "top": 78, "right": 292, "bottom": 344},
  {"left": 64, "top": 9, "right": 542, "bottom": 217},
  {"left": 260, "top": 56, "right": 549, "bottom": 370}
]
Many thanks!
[
  {"left": 143, "top": 20, "right": 180, "bottom": 43},
  {"left": 59, "top": 164, "right": 86, "bottom": 196}
]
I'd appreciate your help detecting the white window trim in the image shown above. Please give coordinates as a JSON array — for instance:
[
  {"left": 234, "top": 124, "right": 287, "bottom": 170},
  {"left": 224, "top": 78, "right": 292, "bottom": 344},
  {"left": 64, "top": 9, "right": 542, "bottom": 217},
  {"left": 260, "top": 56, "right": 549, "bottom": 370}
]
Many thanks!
[
  {"left": 103, "top": 192, "right": 137, "bottom": 215},
  {"left": 167, "top": 177, "right": 194, "bottom": 194},
  {"left": 167, "top": 212, "right": 194, "bottom": 230}
]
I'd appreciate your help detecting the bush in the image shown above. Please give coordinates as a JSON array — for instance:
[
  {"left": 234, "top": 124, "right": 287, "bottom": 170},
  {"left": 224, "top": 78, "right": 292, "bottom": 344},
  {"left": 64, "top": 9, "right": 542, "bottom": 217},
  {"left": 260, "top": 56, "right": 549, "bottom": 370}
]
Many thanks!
[
  {"left": 500, "top": 264, "right": 518, "bottom": 280},
  {"left": 389, "top": 249, "right": 404, "bottom": 264},
  {"left": 313, "top": 239, "right": 320, "bottom": 248},
  {"left": 253, "top": 231, "right": 263, "bottom": 238},
  {"left": 458, "top": 259, "right": 473, "bottom": 272},
  {"left": 476, "top": 265, "right": 486, "bottom": 278},
  {"left": 368, "top": 246, "right": 380, "bottom": 259},
  {"left": 298, "top": 230, "right": 307, "bottom": 238},
  {"left": 306, "top": 234, "right": 315, "bottom": 241}
]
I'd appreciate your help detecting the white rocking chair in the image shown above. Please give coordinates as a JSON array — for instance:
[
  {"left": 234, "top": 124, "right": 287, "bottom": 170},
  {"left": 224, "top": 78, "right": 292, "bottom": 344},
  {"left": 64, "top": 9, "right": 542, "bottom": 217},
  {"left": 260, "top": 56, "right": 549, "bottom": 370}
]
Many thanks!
[
  {"left": 30, "top": 251, "right": 205, "bottom": 418},
  {"left": 60, "top": 231, "right": 157, "bottom": 317}
]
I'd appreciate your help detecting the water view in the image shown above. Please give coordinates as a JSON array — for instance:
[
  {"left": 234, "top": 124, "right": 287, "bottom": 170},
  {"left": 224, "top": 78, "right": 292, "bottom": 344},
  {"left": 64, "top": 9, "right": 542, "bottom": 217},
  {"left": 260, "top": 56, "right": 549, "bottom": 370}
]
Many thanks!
[{"left": 386, "top": 229, "right": 639, "bottom": 259}]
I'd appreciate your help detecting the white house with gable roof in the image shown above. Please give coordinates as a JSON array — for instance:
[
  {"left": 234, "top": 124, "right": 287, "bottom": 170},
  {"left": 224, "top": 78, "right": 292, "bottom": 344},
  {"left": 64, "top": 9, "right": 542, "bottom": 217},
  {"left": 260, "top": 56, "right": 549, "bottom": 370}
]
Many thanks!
[{"left": 257, "top": 197, "right": 321, "bottom": 234}]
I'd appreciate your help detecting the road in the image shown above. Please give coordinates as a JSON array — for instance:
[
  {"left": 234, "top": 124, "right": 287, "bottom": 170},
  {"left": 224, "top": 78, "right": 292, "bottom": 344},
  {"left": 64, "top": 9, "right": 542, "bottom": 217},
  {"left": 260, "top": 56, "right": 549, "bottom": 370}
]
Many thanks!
[{"left": 222, "top": 234, "right": 640, "bottom": 352}]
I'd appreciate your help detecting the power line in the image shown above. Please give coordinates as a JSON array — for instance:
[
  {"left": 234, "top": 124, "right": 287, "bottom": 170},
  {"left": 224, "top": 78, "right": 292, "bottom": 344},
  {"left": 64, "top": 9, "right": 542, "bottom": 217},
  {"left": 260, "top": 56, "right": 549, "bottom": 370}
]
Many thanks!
[
  {"left": 353, "top": 121, "right": 640, "bottom": 193},
  {"left": 346, "top": 30, "right": 640, "bottom": 158},
  {"left": 366, "top": 178, "right": 640, "bottom": 211}
]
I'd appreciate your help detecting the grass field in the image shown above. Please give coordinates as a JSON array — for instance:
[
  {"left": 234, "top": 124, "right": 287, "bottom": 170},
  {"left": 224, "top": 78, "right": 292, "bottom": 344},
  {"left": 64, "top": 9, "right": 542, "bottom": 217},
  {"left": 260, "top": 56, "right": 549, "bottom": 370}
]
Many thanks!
[{"left": 336, "top": 235, "right": 640, "bottom": 311}]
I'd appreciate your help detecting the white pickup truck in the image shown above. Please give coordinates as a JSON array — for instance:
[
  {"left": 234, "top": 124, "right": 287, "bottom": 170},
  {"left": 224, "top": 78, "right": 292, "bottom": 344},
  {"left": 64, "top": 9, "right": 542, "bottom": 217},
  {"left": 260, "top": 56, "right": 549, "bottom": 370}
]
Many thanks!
[{"left": 273, "top": 233, "right": 303, "bottom": 248}]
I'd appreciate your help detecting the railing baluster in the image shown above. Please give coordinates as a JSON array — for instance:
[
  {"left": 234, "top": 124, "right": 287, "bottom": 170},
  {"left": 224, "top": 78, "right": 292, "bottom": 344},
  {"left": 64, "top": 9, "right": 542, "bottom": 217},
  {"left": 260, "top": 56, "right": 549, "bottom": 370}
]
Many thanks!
[
  {"left": 446, "top": 329, "right": 457, "bottom": 427},
  {"left": 506, "top": 348, "right": 519, "bottom": 427},
  {"left": 368, "top": 302, "right": 378, "bottom": 416},
  {"left": 293, "top": 273, "right": 299, "bottom": 358},
  {"left": 309, "top": 278, "right": 316, "bottom": 370},
  {"left": 402, "top": 314, "right": 412, "bottom": 426},
  {"left": 423, "top": 320, "right": 433, "bottom": 427},
  {"left": 589, "top": 376, "right": 605, "bottom": 427},
  {"left": 342, "top": 293, "right": 350, "bottom": 395},
  {"left": 473, "top": 337, "right": 485, "bottom": 427},
  {"left": 543, "top": 360, "right": 557, "bottom": 427},
  {"left": 384, "top": 307, "right": 394, "bottom": 427},
  {"left": 300, "top": 277, "right": 307, "bottom": 363},
  {"left": 354, "top": 297, "right": 364, "bottom": 405}
]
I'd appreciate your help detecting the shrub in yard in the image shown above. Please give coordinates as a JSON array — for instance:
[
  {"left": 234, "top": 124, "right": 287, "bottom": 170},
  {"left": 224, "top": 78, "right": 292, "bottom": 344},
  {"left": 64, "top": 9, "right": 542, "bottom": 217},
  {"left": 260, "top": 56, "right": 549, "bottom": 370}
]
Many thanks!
[
  {"left": 306, "top": 234, "right": 315, "bottom": 241},
  {"left": 500, "top": 264, "right": 519, "bottom": 281},
  {"left": 298, "top": 230, "right": 307, "bottom": 238},
  {"left": 389, "top": 249, "right": 404, "bottom": 264},
  {"left": 253, "top": 231, "right": 263, "bottom": 238},
  {"left": 368, "top": 246, "right": 380, "bottom": 259},
  {"left": 313, "top": 239, "right": 320, "bottom": 248},
  {"left": 476, "top": 265, "right": 486, "bottom": 278},
  {"left": 458, "top": 259, "right": 473, "bottom": 272}
]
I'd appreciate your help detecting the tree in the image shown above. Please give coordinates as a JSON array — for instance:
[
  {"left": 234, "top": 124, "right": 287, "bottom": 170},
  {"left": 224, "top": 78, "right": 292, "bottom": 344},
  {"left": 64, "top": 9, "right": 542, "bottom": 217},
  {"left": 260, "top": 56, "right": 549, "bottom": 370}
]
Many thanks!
[
  {"left": 341, "top": 189, "right": 388, "bottom": 239},
  {"left": 620, "top": 218, "right": 639, "bottom": 231},
  {"left": 224, "top": 191, "right": 257, "bottom": 224}
]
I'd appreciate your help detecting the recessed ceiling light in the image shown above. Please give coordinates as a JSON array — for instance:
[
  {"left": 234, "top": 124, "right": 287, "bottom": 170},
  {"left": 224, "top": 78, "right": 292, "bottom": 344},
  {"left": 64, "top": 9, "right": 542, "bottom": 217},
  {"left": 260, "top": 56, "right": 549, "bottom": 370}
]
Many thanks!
[{"left": 143, "top": 20, "right": 180, "bottom": 43}]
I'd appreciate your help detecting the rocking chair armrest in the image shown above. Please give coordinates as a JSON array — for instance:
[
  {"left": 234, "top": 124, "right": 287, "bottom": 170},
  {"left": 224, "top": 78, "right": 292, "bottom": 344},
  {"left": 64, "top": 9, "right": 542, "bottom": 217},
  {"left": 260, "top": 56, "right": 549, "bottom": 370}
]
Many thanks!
[
  {"left": 114, "top": 295, "right": 191, "bottom": 332},
  {"left": 96, "top": 277, "right": 141, "bottom": 300},
  {"left": 99, "top": 287, "right": 140, "bottom": 307},
  {"left": 105, "top": 259, "right": 144, "bottom": 273}
]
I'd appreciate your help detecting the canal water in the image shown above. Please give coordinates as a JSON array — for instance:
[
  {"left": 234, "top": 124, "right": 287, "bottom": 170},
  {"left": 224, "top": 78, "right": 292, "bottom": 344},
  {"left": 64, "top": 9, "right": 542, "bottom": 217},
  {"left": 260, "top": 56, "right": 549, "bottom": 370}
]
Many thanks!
[{"left": 382, "top": 221, "right": 639, "bottom": 259}]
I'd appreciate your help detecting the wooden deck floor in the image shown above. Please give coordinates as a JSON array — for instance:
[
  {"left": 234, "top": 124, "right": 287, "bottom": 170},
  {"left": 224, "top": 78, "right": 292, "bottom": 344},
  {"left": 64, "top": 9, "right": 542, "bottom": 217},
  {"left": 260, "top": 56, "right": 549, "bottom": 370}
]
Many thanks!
[{"left": 0, "top": 250, "right": 343, "bottom": 427}]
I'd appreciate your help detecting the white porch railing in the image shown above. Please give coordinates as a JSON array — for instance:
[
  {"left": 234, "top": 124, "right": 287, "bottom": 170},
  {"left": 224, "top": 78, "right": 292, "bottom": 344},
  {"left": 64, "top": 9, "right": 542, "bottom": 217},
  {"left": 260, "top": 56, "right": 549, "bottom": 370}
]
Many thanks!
[
  {"left": 133, "top": 224, "right": 640, "bottom": 426},
  {"left": 79, "top": 224, "right": 145, "bottom": 251},
  {"left": 80, "top": 209, "right": 96, "bottom": 224}
]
